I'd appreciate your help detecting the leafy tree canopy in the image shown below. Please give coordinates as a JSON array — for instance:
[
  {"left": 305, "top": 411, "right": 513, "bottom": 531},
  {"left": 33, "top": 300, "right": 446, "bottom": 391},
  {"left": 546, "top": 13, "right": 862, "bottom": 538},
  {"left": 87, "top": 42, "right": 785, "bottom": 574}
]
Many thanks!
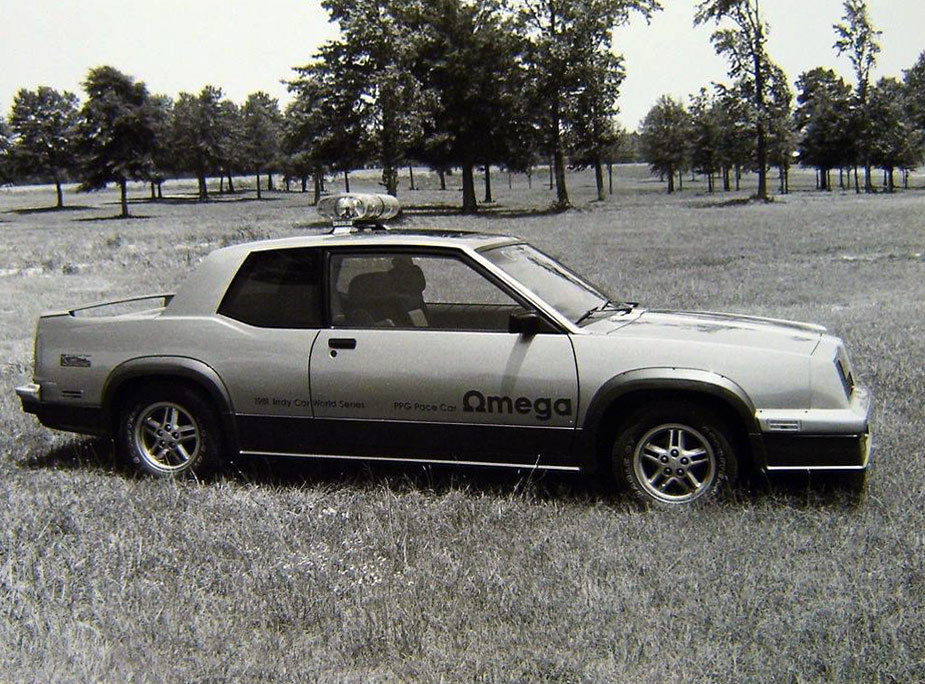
[{"left": 79, "top": 66, "right": 157, "bottom": 217}]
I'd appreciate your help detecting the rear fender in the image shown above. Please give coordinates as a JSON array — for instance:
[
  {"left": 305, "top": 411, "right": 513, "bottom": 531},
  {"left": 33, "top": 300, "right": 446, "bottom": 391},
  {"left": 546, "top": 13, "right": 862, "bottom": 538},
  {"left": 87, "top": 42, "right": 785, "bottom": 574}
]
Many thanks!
[{"left": 102, "top": 356, "right": 239, "bottom": 452}]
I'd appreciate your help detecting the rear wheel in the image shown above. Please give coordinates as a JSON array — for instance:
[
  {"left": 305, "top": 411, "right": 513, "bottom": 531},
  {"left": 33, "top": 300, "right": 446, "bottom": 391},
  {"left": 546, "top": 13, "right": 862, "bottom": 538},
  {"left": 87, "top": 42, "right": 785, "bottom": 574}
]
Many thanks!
[
  {"left": 613, "top": 402, "right": 738, "bottom": 506},
  {"left": 119, "top": 384, "right": 222, "bottom": 477}
]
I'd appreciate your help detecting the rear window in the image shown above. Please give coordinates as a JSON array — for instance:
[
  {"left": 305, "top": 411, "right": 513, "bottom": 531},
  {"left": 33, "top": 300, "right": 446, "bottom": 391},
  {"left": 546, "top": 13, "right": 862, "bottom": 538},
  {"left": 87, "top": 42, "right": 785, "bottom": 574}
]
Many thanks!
[{"left": 218, "top": 248, "right": 322, "bottom": 328}]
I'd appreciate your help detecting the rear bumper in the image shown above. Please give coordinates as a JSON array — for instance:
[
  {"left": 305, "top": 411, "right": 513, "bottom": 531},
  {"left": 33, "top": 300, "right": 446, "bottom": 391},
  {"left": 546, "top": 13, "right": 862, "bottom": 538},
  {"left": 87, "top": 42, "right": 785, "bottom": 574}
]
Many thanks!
[{"left": 16, "top": 383, "right": 106, "bottom": 436}]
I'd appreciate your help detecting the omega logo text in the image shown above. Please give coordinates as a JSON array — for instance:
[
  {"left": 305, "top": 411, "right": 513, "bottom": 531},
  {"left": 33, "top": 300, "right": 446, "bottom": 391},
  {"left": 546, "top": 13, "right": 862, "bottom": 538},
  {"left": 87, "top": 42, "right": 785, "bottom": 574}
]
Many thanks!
[{"left": 462, "top": 390, "right": 572, "bottom": 422}]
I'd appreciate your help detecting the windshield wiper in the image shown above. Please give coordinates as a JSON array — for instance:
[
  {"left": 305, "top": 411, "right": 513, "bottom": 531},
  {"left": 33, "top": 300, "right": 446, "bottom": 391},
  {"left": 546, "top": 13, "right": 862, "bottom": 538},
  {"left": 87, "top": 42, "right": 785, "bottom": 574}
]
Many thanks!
[{"left": 575, "top": 300, "right": 634, "bottom": 326}]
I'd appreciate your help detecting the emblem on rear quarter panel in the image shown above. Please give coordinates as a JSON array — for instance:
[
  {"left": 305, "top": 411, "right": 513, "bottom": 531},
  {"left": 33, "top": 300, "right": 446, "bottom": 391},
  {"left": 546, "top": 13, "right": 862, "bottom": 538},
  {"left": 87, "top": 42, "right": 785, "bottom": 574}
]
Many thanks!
[{"left": 60, "top": 354, "right": 92, "bottom": 368}]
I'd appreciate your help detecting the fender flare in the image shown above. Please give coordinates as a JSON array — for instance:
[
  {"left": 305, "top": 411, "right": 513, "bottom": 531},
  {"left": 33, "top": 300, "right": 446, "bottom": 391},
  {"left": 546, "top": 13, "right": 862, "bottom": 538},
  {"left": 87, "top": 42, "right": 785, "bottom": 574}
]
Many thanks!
[
  {"left": 578, "top": 367, "right": 759, "bottom": 470},
  {"left": 102, "top": 356, "right": 239, "bottom": 452}
]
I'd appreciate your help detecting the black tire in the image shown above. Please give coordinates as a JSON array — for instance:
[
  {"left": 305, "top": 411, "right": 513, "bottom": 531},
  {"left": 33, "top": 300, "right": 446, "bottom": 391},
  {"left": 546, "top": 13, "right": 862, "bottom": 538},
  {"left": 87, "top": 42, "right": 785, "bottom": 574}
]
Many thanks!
[
  {"left": 613, "top": 401, "right": 738, "bottom": 506},
  {"left": 119, "top": 383, "right": 222, "bottom": 477}
]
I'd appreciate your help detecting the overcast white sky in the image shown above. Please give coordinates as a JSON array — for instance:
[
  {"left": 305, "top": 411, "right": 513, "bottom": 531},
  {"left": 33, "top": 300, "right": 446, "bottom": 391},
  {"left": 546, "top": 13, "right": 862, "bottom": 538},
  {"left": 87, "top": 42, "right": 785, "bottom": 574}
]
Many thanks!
[{"left": 1, "top": 0, "right": 923, "bottom": 131}]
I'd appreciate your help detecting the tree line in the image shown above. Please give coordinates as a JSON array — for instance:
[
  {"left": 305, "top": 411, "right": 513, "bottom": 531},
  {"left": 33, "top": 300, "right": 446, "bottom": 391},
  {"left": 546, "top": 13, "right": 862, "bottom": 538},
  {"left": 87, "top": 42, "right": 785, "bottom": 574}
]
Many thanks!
[
  {"left": 640, "top": 0, "right": 925, "bottom": 197},
  {"left": 1, "top": 0, "right": 923, "bottom": 217}
]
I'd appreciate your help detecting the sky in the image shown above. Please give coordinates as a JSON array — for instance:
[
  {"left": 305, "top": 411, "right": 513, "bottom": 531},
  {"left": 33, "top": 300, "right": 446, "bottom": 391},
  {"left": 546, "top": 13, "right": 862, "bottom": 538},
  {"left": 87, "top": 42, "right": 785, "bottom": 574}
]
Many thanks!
[{"left": 1, "top": 0, "right": 923, "bottom": 131}]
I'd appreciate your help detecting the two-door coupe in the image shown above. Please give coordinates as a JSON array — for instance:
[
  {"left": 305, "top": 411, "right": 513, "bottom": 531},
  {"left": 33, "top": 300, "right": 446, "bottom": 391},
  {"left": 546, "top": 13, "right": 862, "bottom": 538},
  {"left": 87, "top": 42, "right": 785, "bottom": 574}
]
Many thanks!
[{"left": 16, "top": 193, "right": 871, "bottom": 504}]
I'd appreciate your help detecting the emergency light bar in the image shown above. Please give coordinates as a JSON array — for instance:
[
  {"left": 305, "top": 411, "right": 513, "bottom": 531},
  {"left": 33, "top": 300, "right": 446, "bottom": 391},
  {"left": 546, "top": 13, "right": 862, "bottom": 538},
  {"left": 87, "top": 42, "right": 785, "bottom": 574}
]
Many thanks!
[{"left": 317, "top": 193, "right": 401, "bottom": 225}]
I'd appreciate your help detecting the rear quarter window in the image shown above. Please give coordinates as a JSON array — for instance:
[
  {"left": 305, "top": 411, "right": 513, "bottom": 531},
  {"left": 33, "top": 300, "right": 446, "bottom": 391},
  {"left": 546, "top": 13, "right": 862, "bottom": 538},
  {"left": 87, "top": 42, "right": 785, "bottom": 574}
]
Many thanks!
[{"left": 218, "top": 248, "right": 322, "bottom": 328}]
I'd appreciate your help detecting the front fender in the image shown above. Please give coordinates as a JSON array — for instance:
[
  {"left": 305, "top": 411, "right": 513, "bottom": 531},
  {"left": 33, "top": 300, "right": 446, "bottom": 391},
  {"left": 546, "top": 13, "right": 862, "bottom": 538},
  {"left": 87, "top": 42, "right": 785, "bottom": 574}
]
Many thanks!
[{"left": 577, "top": 367, "right": 759, "bottom": 471}]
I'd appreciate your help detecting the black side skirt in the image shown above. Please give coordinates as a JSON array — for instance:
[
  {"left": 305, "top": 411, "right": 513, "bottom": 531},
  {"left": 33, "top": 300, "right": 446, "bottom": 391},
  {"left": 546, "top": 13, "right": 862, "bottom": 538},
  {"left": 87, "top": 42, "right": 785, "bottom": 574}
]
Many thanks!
[{"left": 235, "top": 415, "right": 579, "bottom": 470}]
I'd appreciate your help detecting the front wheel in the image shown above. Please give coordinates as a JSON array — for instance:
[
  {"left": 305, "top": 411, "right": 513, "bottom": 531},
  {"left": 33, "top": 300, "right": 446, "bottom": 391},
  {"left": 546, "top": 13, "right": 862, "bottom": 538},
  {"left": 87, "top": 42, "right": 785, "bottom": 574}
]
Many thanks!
[
  {"left": 119, "top": 384, "right": 222, "bottom": 477},
  {"left": 613, "top": 402, "right": 738, "bottom": 506}
]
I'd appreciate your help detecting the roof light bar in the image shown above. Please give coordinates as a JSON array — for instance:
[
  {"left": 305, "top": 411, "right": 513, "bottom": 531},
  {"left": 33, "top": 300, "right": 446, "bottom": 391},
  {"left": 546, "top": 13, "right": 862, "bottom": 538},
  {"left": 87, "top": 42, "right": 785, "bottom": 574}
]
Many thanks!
[{"left": 317, "top": 193, "right": 401, "bottom": 225}]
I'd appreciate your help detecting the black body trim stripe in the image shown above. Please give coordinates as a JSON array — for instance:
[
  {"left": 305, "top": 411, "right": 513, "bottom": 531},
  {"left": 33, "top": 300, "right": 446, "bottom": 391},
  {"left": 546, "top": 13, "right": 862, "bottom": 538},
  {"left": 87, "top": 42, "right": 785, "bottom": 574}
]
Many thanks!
[
  {"left": 235, "top": 415, "right": 578, "bottom": 468},
  {"left": 762, "top": 433, "right": 870, "bottom": 470}
]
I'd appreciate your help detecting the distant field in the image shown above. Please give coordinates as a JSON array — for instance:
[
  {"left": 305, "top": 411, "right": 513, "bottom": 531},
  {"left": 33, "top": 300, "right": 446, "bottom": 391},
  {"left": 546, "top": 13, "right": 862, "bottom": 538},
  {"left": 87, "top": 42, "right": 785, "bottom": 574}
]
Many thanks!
[{"left": 1, "top": 167, "right": 924, "bottom": 682}]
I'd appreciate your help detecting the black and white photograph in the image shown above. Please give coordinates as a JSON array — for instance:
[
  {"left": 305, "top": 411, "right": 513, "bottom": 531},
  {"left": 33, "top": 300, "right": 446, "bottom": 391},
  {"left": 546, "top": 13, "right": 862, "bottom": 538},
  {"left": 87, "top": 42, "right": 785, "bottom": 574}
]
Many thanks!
[{"left": 1, "top": 0, "right": 923, "bottom": 681}]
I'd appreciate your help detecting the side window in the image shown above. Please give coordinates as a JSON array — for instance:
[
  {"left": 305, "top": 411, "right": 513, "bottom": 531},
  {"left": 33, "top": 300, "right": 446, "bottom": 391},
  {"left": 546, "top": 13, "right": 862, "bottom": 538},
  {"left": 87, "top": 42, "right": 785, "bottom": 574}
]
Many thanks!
[
  {"left": 330, "top": 252, "right": 522, "bottom": 331},
  {"left": 219, "top": 248, "right": 322, "bottom": 328}
]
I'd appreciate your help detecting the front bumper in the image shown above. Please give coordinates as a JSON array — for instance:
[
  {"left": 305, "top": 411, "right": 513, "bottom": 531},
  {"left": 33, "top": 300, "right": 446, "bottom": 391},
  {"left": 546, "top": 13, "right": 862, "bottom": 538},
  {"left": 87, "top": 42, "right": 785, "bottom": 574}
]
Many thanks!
[{"left": 754, "top": 385, "right": 872, "bottom": 471}]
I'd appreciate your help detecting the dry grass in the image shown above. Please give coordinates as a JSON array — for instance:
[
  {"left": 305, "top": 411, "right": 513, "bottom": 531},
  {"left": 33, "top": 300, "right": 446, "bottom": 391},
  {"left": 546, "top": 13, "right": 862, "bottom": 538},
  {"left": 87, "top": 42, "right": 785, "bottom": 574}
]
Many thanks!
[{"left": 1, "top": 167, "right": 924, "bottom": 682}]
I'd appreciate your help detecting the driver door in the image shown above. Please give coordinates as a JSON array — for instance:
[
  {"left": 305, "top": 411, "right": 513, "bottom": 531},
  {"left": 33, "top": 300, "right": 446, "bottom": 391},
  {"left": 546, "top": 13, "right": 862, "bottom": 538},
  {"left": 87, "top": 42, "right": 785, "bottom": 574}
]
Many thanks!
[{"left": 308, "top": 249, "right": 580, "bottom": 468}]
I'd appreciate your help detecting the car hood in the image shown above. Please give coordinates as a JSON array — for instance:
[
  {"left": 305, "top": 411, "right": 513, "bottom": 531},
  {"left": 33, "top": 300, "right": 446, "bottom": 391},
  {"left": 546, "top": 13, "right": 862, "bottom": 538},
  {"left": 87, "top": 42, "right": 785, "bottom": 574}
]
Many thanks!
[{"left": 588, "top": 308, "right": 825, "bottom": 356}]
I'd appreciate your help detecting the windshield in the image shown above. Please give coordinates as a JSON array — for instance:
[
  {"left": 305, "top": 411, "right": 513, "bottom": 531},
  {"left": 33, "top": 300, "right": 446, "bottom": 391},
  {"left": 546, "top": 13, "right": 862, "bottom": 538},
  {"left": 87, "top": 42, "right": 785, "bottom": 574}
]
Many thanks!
[{"left": 481, "top": 243, "right": 613, "bottom": 323}]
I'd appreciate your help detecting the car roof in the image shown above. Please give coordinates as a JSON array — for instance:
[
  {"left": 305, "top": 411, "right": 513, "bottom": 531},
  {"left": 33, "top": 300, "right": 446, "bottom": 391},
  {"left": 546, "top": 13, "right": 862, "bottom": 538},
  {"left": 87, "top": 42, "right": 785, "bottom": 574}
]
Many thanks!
[{"left": 215, "top": 228, "right": 522, "bottom": 260}]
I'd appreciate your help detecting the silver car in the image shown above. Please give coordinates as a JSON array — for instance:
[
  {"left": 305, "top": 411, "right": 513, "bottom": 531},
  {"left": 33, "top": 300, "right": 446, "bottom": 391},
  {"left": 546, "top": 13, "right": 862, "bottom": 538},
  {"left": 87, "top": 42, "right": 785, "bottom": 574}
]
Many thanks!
[{"left": 16, "top": 193, "right": 871, "bottom": 505}]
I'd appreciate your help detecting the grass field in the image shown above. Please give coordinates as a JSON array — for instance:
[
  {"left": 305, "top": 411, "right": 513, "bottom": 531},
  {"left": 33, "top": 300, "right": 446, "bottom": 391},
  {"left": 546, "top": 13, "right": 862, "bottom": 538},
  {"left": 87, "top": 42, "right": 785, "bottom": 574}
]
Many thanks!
[{"left": 1, "top": 166, "right": 924, "bottom": 682}]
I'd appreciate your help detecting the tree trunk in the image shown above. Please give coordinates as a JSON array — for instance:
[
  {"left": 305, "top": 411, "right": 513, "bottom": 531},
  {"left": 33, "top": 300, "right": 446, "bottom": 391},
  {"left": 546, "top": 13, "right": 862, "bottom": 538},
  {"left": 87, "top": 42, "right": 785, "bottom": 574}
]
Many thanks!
[
  {"left": 607, "top": 162, "right": 614, "bottom": 195},
  {"left": 119, "top": 177, "right": 130, "bottom": 218},
  {"left": 483, "top": 165, "right": 493, "bottom": 204},
  {"left": 408, "top": 166, "right": 415, "bottom": 191},
  {"left": 854, "top": 166, "right": 860, "bottom": 194},
  {"left": 552, "top": 143, "right": 569, "bottom": 209},
  {"left": 256, "top": 170, "right": 262, "bottom": 200},
  {"left": 594, "top": 159, "right": 605, "bottom": 201},
  {"left": 344, "top": 170, "right": 351, "bottom": 193},
  {"left": 157, "top": 181, "right": 164, "bottom": 199},
  {"left": 508, "top": 170, "right": 512, "bottom": 190},
  {"left": 667, "top": 165, "right": 675, "bottom": 194},
  {"left": 227, "top": 175, "right": 235, "bottom": 194},
  {"left": 462, "top": 162, "right": 477, "bottom": 214},
  {"left": 677, "top": 169, "right": 683, "bottom": 192},
  {"left": 382, "top": 166, "right": 398, "bottom": 196},
  {"left": 312, "top": 170, "right": 322, "bottom": 206},
  {"left": 301, "top": 174, "right": 308, "bottom": 193},
  {"left": 527, "top": 169, "right": 533, "bottom": 189},
  {"left": 150, "top": 182, "right": 156, "bottom": 200},
  {"left": 266, "top": 173, "right": 273, "bottom": 191},
  {"left": 438, "top": 169, "right": 446, "bottom": 191},
  {"left": 887, "top": 167, "right": 895, "bottom": 193},
  {"left": 548, "top": 156, "right": 554, "bottom": 190},
  {"left": 198, "top": 172, "right": 208, "bottom": 201}
]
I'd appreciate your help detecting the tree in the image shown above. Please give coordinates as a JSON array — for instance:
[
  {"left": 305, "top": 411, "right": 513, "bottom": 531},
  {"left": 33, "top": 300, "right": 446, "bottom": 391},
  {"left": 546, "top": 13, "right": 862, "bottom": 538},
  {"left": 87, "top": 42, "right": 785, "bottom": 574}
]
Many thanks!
[
  {"left": 568, "top": 49, "right": 626, "bottom": 201},
  {"left": 903, "top": 52, "right": 925, "bottom": 149},
  {"left": 695, "top": 0, "right": 779, "bottom": 200},
  {"left": 286, "top": 63, "right": 368, "bottom": 203},
  {"left": 316, "top": 0, "right": 431, "bottom": 196},
  {"left": 217, "top": 100, "right": 245, "bottom": 193},
  {"left": 242, "top": 92, "right": 283, "bottom": 199},
  {"left": 640, "top": 95, "right": 692, "bottom": 193},
  {"left": 714, "top": 84, "right": 754, "bottom": 191},
  {"left": 169, "top": 86, "right": 226, "bottom": 200},
  {"left": 79, "top": 66, "right": 156, "bottom": 218},
  {"left": 867, "top": 77, "right": 921, "bottom": 192},
  {"left": 405, "top": 0, "right": 532, "bottom": 213},
  {"left": 794, "top": 67, "right": 855, "bottom": 190},
  {"left": 0, "top": 117, "right": 13, "bottom": 184},
  {"left": 765, "top": 63, "right": 795, "bottom": 194},
  {"left": 689, "top": 89, "right": 723, "bottom": 192},
  {"left": 834, "top": 0, "right": 881, "bottom": 192},
  {"left": 514, "top": 0, "right": 661, "bottom": 209},
  {"left": 147, "top": 94, "right": 173, "bottom": 199},
  {"left": 9, "top": 86, "right": 81, "bottom": 208}
]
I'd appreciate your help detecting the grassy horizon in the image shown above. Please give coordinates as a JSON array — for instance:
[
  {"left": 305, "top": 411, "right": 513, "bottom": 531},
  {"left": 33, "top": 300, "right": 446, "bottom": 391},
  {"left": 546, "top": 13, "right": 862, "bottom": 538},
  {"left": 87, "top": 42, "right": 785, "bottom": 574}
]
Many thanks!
[{"left": 1, "top": 166, "right": 923, "bottom": 682}]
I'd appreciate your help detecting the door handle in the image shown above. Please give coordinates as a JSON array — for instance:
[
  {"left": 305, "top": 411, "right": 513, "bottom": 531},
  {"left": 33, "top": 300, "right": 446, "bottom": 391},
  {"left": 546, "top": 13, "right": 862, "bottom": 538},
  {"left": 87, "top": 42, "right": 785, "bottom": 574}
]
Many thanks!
[{"left": 328, "top": 338, "right": 357, "bottom": 350}]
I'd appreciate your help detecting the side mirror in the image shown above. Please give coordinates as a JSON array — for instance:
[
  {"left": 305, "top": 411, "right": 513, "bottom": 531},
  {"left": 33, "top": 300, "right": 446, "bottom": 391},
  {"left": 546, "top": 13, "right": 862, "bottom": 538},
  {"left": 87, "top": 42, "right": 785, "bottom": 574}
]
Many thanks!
[{"left": 509, "top": 310, "right": 557, "bottom": 335}]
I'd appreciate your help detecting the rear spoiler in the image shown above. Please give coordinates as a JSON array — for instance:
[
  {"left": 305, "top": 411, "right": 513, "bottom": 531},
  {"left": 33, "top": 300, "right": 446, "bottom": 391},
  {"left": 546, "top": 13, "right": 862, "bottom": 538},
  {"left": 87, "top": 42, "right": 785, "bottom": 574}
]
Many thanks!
[{"left": 44, "top": 293, "right": 175, "bottom": 318}]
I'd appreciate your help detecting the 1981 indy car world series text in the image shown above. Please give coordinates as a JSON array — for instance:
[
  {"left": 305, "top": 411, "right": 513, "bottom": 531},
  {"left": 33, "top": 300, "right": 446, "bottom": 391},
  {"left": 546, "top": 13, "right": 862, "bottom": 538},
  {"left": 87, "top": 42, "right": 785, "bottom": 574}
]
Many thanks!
[{"left": 16, "top": 193, "right": 872, "bottom": 505}]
